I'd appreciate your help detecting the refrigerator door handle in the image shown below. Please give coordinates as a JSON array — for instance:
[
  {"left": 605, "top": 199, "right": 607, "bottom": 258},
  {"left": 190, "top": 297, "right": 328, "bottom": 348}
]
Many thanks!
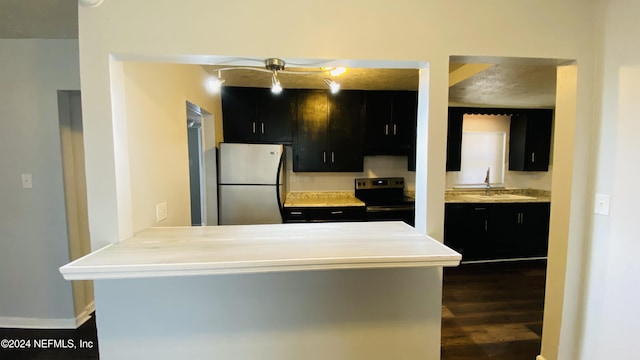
[{"left": 276, "top": 149, "right": 285, "bottom": 219}]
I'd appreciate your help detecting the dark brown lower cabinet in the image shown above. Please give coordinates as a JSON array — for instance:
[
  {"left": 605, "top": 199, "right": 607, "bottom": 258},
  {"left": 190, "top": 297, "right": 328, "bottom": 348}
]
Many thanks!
[
  {"left": 283, "top": 206, "right": 366, "bottom": 223},
  {"left": 444, "top": 202, "right": 550, "bottom": 261}
]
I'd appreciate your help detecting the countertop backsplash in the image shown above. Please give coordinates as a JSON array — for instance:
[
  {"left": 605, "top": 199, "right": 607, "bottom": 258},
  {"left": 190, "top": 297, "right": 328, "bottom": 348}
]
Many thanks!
[
  {"left": 284, "top": 146, "right": 416, "bottom": 193},
  {"left": 445, "top": 165, "right": 553, "bottom": 192}
]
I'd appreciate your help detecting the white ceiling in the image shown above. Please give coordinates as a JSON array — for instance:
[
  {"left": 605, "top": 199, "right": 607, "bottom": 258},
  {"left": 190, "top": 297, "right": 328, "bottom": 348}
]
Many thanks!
[{"left": 0, "top": 1, "right": 557, "bottom": 108}]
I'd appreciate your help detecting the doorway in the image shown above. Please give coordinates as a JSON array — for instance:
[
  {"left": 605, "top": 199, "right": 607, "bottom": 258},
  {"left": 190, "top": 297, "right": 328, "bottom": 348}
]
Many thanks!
[
  {"left": 443, "top": 56, "right": 566, "bottom": 359},
  {"left": 187, "top": 102, "right": 205, "bottom": 226},
  {"left": 186, "top": 101, "right": 218, "bottom": 226},
  {"left": 57, "top": 90, "right": 95, "bottom": 326}
]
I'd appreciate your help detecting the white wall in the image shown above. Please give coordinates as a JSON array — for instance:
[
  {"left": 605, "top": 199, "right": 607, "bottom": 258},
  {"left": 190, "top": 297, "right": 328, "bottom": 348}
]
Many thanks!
[
  {"left": 445, "top": 114, "right": 554, "bottom": 190},
  {"left": 94, "top": 267, "right": 443, "bottom": 360},
  {"left": 121, "top": 62, "right": 220, "bottom": 234},
  {"left": 0, "top": 39, "right": 79, "bottom": 327},
  {"left": 579, "top": 0, "right": 640, "bottom": 358},
  {"left": 77, "top": 1, "right": 598, "bottom": 358}
]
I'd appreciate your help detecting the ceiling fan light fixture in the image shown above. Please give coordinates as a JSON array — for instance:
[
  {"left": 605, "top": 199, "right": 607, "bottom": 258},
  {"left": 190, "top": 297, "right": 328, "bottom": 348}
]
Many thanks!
[
  {"left": 265, "top": 58, "right": 286, "bottom": 72},
  {"left": 207, "top": 77, "right": 225, "bottom": 92},
  {"left": 329, "top": 67, "right": 347, "bottom": 77},
  {"left": 210, "top": 58, "right": 348, "bottom": 93},
  {"left": 271, "top": 71, "right": 283, "bottom": 94},
  {"left": 324, "top": 78, "right": 341, "bottom": 94},
  {"left": 78, "top": 0, "right": 104, "bottom": 7},
  {"left": 206, "top": 70, "right": 225, "bottom": 93}
]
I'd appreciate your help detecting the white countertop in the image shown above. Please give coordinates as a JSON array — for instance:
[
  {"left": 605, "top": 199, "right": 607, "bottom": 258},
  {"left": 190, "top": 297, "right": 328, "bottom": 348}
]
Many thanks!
[{"left": 59, "top": 221, "right": 460, "bottom": 280}]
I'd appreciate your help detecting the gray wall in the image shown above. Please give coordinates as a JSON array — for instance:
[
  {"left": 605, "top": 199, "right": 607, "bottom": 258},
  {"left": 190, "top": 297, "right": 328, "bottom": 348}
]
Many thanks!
[{"left": 0, "top": 39, "right": 79, "bottom": 327}]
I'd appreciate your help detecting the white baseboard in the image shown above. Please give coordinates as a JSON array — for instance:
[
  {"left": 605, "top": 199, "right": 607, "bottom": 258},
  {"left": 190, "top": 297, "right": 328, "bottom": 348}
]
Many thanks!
[
  {"left": 0, "top": 316, "right": 77, "bottom": 329},
  {"left": 75, "top": 300, "right": 95, "bottom": 327},
  {"left": 537, "top": 355, "right": 547, "bottom": 360},
  {"left": 0, "top": 301, "right": 95, "bottom": 329}
]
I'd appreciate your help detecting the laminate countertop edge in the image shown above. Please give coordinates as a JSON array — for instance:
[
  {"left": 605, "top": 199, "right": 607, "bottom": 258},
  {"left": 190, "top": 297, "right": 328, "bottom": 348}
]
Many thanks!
[{"left": 59, "top": 222, "right": 461, "bottom": 280}]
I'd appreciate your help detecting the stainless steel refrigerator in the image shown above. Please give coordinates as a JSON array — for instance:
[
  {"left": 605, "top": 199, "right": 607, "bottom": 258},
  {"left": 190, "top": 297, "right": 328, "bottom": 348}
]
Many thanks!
[{"left": 218, "top": 143, "right": 285, "bottom": 225}]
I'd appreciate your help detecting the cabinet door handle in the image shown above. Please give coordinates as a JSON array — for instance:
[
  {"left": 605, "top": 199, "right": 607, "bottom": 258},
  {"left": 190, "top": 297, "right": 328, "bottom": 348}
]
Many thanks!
[
  {"left": 331, "top": 152, "right": 335, "bottom": 163},
  {"left": 252, "top": 122, "right": 256, "bottom": 134},
  {"left": 385, "top": 124, "right": 389, "bottom": 135},
  {"left": 261, "top": 122, "right": 265, "bottom": 134},
  {"left": 531, "top": 152, "right": 535, "bottom": 163},
  {"left": 393, "top": 124, "right": 397, "bottom": 135},
  {"left": 290, "top": 211, "right": 303, "bottom": 215},
  {"left": 484, "top": 220, "right": 488, "bottom": 232},
  {"left": 330, "top": 210, "right": 343, "bottom": 215},
  {"left": 521, "top": 213, "right": 524, "bottom": 224},
  {"left": 323, "top": 151, "right": 327, "bottom": 163}
]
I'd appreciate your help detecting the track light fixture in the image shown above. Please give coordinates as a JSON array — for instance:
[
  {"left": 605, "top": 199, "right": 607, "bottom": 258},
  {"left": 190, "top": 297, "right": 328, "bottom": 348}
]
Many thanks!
[
  {"left": 208, "top": 58, "right": 344, "bottom": 94},
  {"left": 324, "top": 78, "right": 341, "bottom": 94},
  {"left": 271, "top": 71, "right": 283, "bottom": 94},
  {"left": 207, "top": 69, "right": 226, "bottom": 93}
]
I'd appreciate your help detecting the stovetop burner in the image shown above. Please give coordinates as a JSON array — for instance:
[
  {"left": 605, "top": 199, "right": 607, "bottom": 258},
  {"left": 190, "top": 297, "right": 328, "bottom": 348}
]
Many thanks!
[{"left": 354, "top": 177, "right": 415, "bottom": 207}]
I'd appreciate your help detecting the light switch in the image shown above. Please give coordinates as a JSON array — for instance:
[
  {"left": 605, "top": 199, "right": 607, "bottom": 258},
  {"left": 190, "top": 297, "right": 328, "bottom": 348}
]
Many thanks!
[
  {"left": 594, "top": 193, "right": 610, "bottom": 216},
  {"left": 21, "top": 173, "right": 33, "bottom": 189}
]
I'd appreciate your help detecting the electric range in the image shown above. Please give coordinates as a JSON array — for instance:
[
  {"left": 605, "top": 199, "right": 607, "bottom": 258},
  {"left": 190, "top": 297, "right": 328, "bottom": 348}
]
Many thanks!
[{"left": 354, "top": 177, "right": 415, "bottom": 226}]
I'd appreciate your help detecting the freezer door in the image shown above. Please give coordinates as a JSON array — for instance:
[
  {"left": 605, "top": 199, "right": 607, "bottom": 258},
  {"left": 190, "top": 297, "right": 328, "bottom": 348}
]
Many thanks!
[
  {"left": 219, "top": 143, "right": 283, "bottom": 185},
  {"left": 218, "top": 184, "right": 283, "bottom": 225}
]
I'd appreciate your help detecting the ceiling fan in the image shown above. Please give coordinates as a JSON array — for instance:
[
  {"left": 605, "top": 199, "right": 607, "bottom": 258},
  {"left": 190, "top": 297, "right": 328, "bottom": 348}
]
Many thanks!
[{"left": 208, "top": 58, "right": 345, "bottom": 94}]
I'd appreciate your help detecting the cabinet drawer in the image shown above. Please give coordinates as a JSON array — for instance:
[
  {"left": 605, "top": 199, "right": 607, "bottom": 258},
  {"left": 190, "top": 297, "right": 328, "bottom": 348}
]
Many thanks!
[{"left": 284, "top": 207, "right": 366, "bottom": 223}]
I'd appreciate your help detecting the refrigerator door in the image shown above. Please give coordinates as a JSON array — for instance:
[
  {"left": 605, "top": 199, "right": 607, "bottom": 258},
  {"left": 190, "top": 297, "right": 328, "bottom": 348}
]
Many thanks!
[
  {"left": 219, "top": 143, "right": 283, "bottom": 185},
  {"left": 219, "top": 184, "right": 283, "bottom": 225}
]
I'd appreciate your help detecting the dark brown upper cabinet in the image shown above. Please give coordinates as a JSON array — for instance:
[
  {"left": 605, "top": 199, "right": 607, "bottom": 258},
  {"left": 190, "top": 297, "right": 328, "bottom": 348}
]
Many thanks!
[
  {"left": 221, "top": 86, "right": 294, "bottom": 144},
  {"left": 446, "top": 107, "right": 553, "bottom": 172},
  {"left": 293, "top": 90, "right": 365, "bottom": 172},
  {"left": 446, "top": 107, "right": 465, "bottom": 171},
  {"left": 508, "top": 109, "right": 553, "bottom": 171},
  {"left": 364, "top": 91, "right": 417, "bottom": 156}
]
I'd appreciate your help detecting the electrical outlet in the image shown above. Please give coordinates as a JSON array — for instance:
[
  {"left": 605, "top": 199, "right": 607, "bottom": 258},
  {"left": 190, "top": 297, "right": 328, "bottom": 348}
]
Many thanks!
[
  {"left": 21, "top": 173, "right": 33, "bottom": 189},
  {"left": 594, "top": 193, "right": 610, "bottom": 216},
  {"left": 156, "top": 202, "right": 167, "bottom": 222}
]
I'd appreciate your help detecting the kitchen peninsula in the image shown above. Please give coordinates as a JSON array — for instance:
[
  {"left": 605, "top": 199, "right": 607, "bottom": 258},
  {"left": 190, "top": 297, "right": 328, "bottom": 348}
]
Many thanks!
[{"left": 60, "top": 221, "right": 460, "bottom": 360}]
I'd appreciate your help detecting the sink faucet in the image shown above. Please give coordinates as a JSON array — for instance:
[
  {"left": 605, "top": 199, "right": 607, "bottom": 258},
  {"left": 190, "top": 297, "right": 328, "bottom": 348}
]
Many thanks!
[{"left": 484, "top": 167, "right": 491, "bottom": 195}]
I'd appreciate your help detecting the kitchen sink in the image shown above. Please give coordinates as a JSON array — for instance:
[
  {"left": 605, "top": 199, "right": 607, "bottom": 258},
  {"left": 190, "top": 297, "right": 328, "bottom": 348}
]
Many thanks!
[{"left": 461, "top": 193, "right": 537, "bottom": 201}]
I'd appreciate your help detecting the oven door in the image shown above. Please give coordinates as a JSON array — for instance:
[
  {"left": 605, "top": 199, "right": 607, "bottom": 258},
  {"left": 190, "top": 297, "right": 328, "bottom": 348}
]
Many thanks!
[{"left": 365, "top": 205, "right": 415, "bottom": 226}]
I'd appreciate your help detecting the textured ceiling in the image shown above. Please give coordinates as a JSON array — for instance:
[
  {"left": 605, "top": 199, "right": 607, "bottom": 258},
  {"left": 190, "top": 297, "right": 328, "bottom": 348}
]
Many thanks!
[
  {"left": 449, "top": 63, "right": 557, "bottom": 108},
  {"left": 202, "top": 65, "right": 420, "bottom": 91},
  {"left": 204, "top": 62, "right": 557, "bottom": 108},
  {"left": 0, "top": 0, "right": 78, "bottom": 39},
  {"left": 0, "top": 2, "right": 557, "bottom": 107}
]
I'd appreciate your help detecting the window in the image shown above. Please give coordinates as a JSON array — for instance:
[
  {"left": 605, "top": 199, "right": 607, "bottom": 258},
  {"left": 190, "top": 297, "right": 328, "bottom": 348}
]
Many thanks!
[{"left": 454, "top": 131, "right": 506, "bottom": 187}]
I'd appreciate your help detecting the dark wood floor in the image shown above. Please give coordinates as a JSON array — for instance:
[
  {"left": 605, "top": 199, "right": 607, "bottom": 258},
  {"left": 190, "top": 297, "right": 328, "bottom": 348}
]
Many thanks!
[
  {"left": 1, "top": 260, "right": 545, "bottom": 359},
  {"left": 442, "top": 259, "right": 547, "bottom": 360}
]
